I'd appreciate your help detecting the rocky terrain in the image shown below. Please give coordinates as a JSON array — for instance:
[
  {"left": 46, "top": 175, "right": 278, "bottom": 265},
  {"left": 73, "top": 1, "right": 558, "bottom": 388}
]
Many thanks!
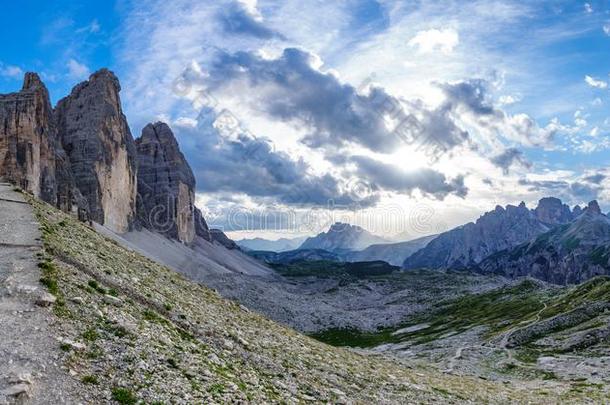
[
  {"left": 299, "top": 222, "right": 388, "bottom": 252},
  {"left": 404, "top": 198, "right": 580, "bottom": 270},
  {"left": 318, "top": 276, "right": 610, "bottom": 398},
  {"left": 478, "top": 201, "right": 610, "bottom": 284},
  {"left": 0, "top": 182, "right": 82, "bottom": 403},
  {"left": 6, "top": 192, "right": 586, "bottom": 404}
]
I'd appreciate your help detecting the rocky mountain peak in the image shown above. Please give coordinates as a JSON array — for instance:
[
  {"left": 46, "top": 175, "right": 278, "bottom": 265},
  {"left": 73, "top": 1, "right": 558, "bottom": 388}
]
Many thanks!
[
  {"left": 584, "top": 200, "right": 602, "bottom": 215},
  {"left": 329, "top": 222, "right": 360, "bottom": 233},
  {"left": 55, "top": 68, "right": 138, "bottom": 233},
  {"left": 404, "top": 199, "right": 561, "bottom": 270},
  {"left": 534, "top": 197, "right": 573, "bottom": 225},
  {"left": 22, "top": 72, "right": 46, "bottom": 91},
  {"left": 87, "top": 68, "right": 121, "bottom": 90},
  {"left": 0, "top": 73, "right": 57, "bottom": 202},
  {"left": 573, "top": 205, "right": 583, "bottom": 216},
  {"left": 300, "top": 222, "right": 387, "bottom": 252},
  {"left": 1, "top": 67, "right": 237, "bottom": 249}
]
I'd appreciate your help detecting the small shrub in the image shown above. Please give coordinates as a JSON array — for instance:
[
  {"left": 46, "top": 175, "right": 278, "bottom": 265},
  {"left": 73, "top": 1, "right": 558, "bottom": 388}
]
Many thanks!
[
  {"left": 82, "top": 375, "right": 98, "bottom": 385},
  {"left": 82, "top": 328, "right": 99, "bottom": 342},
  {"left": 208, "top": 383, "right": 225, "bottom": 395},
  {"left": 111, "top": 387, "right": 137, "bottom": 405},
  {"left": 40, "top": 277, "right": 59, "bottom": 295},
  {"left": 167, "top": 357, "right": 179, "bottom": 369},
  {"left": 88, "top": 280, "right": 107, "bottom": 294}
]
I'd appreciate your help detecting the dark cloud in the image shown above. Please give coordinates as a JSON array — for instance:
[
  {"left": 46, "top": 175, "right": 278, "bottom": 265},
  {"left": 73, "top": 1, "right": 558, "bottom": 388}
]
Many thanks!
[
  {"left": 349, "top": 155, "right": 468, "bottom": 199},
  {"left": 219, "top": 1, "right": 285, "bottom": 39},
  {"left": 176, "top": 108, "right": 379, "bottom": 208},
  {"left": 518, "top": 178, "right": 568, "bottom": 192},
  {"left": 205, "top": 49, "right": 554, "bottom": 171},
  {"left": 207, "top": 48, "right": 470, "bottom": 155},
  {"left": 438, "top": 80, "right": 556, "bottom": 147},
  {"left": 569, "top": 182, "right": 599, "bottom": 201},
  {"left": 438, "top": 79, "right": 495, "bottom": 116},
  {"left": 518, "top": 178, "right": 601, "bottom": 203},
  {"left": 490, "top": 147, "right": 532, "bottom": 174},
  {"left": 583, "top": 173, "right": 606, "bottom": 184}
]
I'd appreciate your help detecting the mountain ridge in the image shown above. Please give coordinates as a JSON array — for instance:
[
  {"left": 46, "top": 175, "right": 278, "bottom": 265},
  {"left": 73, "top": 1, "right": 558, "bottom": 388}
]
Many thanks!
[
  {"left": 478, "top": 201, "right": 610, "bottom": 284},
  {"left": 403, "top": 198, "right": 581, "bottom": 271},
  {"left": 299, "top": 222, "right": 388, "bottom": 252}
]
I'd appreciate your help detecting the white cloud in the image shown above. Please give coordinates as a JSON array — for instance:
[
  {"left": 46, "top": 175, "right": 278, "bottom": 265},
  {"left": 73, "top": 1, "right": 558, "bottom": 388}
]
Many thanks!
[
  {"left": 174, "top": 117, "right": 198, "bottom": 128},
  {"left": 0, "top": 64, "right": 24, "bottom": 79},
  {"left": 584, "top": 75, "right": 608, "bottom": 89},
  {"left": 76, "top": 19, "right": 101, "bottom": 34},
  {"left": 66, "top": 59, "right": 90, "bottom": 80},
  {"left": 498, "top": 94, "right": 521, "bottom": 105},
  {"left": 408, "top": 28, "right": 459, "bottom": 54},
  {"left": 584, "top": 3, "right": 593, "bottom": 13},
  {"left": 604, "top": 23, "right": 610, "bottom": 36},
  {"left": 590, "top": 126, "right": 599, "bottom": 137}
]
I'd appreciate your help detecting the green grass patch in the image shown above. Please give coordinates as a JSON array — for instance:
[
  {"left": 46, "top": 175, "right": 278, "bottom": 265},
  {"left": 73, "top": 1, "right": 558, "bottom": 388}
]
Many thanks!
[
  {"left": 82, "top": 375, "right": 99, "bottom": 385},
  {"left": 111, "top": 387, "right": 138, "bottom": 405},
  {"left": 82, "top": 328, "right": 99, "bottom": 342},
  {"left": 270, "top": 260, "right": 399, "bottom": 278},
  {"left": 87, "top": 280, "right": 107, "bottom": 294}
]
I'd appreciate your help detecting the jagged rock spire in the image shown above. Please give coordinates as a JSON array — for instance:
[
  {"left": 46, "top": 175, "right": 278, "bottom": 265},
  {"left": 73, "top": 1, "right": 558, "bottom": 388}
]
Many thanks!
[
  {"left": 55, "top": 68, "right": 138, "bottom": 233},
  {"left": 135, "top": 122, "right": 196, "bottom": 244}
]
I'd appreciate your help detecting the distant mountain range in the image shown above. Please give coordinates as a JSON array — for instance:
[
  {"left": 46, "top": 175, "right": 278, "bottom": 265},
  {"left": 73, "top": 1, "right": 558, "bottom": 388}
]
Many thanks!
[
  {"left": 403, "top": 197, "right": 610, "bottom": 285},
  {"left": 478, "top": 201, "right": 610, "bottom": 284},
  {"left": 299, "top": 222, "right": 388, "bottom": 252},
  {"left": 342, "top": 235, "right": 437, "bottom": 266},
  {"left": 237, "top": 236, "right": 307, "bottom": 252},
  {"left": 403, "top": 198, "right": 579, "bottom": 270}
]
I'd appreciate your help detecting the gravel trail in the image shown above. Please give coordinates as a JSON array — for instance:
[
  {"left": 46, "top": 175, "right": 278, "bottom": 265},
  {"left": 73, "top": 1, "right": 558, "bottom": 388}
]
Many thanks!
[{"left": 0, "top": 182, "right": 81, "bottom": 404}]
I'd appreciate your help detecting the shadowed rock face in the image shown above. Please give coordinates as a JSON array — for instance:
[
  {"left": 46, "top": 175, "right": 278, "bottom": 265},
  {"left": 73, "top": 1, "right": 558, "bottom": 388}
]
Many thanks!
[
  {"left": 0, "top": 73, "right": 86, "bottom": 214},
  {"left": 0, "top": 73, "right": 57, "bottom": 199},
  {"left": 55, "top": 69, "right": 137, "bottom": 233},
  {"left": 136, "top": 122, "right": 196, "bottom": 244}
]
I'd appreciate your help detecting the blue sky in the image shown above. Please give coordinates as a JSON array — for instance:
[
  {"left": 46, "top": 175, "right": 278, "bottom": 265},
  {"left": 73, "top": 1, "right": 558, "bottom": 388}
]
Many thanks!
[{"left": 1, "top": 0, "right": 609, "bottom": 238}]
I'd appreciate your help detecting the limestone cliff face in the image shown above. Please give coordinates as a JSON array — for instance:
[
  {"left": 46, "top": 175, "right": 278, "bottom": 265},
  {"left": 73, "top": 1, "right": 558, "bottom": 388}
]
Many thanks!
[
  {"left": 0, "top": 73, "right": 57, "bottom": 200},
  {"left": 0, "top": 73, "right": 86, "bottom": 215},
  {"left": 135, "top": 122, "right": 196, "bottom": 244},
  {"left": 55, "top": 69, "right": 137, "bottom": 233},
  {"left": 2, "top": 70, "right": 235, "bottom": 249}
]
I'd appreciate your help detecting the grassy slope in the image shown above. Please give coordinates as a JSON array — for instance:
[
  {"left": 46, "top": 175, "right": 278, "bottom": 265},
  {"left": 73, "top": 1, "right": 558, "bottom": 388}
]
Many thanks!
[
  {"left": 314, "top": 276, "right": 610, "bottom": 346},
  {"left": 29, "top": 196, "right": 589, "bottom": 404}
]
